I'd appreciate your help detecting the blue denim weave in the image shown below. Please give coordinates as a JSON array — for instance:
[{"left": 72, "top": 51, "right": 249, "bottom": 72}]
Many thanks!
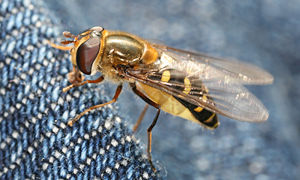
[
  {"left": 1, "top": 0, "right": 300, "bottom": 180},
  {"left": 0, "top": 0, "right": 159, "bottom": 179}
]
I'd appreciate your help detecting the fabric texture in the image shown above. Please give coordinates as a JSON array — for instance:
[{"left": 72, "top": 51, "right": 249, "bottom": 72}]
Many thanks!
[
  {"left": 1, "top": 0, "right": 300, "bottom": 180},
  {"left": 0, "top": 0, "right": 160, "bottom": 179}
]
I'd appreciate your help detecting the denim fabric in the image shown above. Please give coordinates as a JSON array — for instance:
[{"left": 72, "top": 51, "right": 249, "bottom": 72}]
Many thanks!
[
  {"left": 1, "top": 0, "right": 300, "bottom": 180},
  {"left": 0, "top": 0, "right": 160, "bottom": 179}
]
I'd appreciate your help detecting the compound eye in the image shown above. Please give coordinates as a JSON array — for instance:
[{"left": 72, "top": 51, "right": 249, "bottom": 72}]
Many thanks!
[{"left": 76, "top": 36, "right": 100, "bottom": 75}]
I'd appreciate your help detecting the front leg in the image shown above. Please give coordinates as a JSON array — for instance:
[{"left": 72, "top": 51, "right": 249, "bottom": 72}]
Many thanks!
[
  {"left": 68, "top": 84, "right": 123, "bottom": 126},
  {"left": 67, "top": 66, "right": 85, "bottom": 84},
  {"left": 63, "top": 75, "right": 104, "bottom": 92}
]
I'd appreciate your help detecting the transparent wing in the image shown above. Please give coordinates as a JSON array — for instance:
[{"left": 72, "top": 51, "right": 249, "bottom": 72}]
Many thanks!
[
  {"left": 124, "top": 44, "right": 273, "bottom": 122},
  {"left": 151, "top": 43, "right": 274, "bottom": 85}
]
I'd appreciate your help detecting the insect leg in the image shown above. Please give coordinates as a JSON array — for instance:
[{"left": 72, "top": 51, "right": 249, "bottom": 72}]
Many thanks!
[
  {"left": 67, "top": 66, "right": 85, "bottom": 84},
  {"left": 60, "top": 40, "right": 75, "bottom": 45},
  {"left": 47, "top": 40, "right": 73, "bottom": 51},
  {"left": 130, "top": 83, "right": 160, "bottom": 109},
  {"left": 63, "top": 76, "right": 104, "bottom": 92},
  {"left": 132, "top": 104, "right": 149, "bottom": 132},
  {"left": 147, "top": 109, "right": 160, "bottom": 171},
  {"left": 63, "top": 31, "right": 76, "bottom": 39},
  {"left": 130, "top": 83, "right": 160, "bottom": 171},
  {"left": 68, "top": 84, "right": 123, "bottom": 126}
]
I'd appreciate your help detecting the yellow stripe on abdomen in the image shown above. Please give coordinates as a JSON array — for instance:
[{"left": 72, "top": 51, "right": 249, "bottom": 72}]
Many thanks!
[
  {"left": 161, "top": 70, "right": 171, "bottom": 82},
  {"left": 193, "top": 96, "right": 208, "bottom": 112},
  {"left": 194, "top": 106, "right": 203, "bottom": 112},
  {"left": 136, "top": 82, "right": 200, "bottom": 123},
  {"left": 183, "top": 77, "right": 191, "bottom": 94}
]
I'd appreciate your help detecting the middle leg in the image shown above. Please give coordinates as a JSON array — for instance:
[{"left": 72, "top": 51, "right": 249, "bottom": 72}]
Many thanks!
[
  {"left": 130, "top": 83, "right": 160, "bottom": 171},
  {"left": 133, "top": 104, "right": 149, "bottom": 132}
]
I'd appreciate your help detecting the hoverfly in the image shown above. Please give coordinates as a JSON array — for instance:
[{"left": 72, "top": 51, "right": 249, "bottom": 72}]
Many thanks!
[{"left": 49, "top": 26, "right": 273, "bottom": 170}]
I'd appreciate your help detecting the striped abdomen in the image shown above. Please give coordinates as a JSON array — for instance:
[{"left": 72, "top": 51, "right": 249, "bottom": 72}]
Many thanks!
[{"left": 138, "top": 69, "right": 219, "bottom": 129}]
